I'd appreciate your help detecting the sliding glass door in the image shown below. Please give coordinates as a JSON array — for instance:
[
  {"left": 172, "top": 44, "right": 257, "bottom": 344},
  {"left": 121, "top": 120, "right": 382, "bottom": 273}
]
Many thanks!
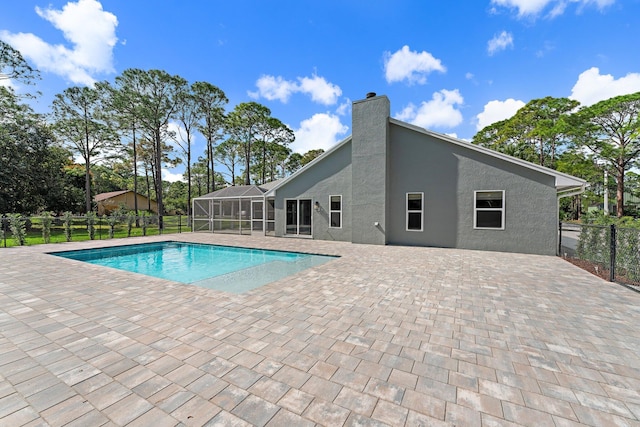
[{"left": 285, "top": 199, "right": 312, "bottom": 236}]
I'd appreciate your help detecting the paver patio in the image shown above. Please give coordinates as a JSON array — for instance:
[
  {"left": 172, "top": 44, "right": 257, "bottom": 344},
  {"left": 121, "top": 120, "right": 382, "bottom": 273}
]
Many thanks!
[{"left": 1, "top": 233, "right": 639, "bottom": 426}]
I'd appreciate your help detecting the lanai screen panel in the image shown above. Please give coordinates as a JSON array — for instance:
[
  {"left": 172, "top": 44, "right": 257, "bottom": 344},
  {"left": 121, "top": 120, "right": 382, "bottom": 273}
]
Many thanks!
[
  {"left": 212, "top": 198, "right": 252, "bottom": 235},
  {"left": 193, "top": 198, "right": 212, "bottom": 232}
]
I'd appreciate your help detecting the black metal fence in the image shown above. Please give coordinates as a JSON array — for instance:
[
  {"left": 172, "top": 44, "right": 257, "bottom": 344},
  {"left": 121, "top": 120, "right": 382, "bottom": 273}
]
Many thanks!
[
  {"left": 560, "top": 222, "right": 640, "bottom": 288},
  {"left": 1, "top": 214, "right": 191, "bottom": 248}
]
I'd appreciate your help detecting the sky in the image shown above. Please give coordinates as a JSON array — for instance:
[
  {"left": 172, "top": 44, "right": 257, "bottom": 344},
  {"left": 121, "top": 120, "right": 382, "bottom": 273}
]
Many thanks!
[{"left": 2, "top": 0, "right": 640, "bottom": 182}]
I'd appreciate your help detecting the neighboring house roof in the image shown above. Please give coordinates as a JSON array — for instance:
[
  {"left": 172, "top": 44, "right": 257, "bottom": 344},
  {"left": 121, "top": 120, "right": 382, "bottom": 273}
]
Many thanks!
[
  {"left": 195, "top": 180, "right": 283, "bottom": 199},
  {"left": 265, "top": 119, "right": 586, "bottom": 197},
  {"left": 94, "top": 190, "right": 131, "bottom": 202},
  {"left": 94, "top": 190, "right": 155, "bottom": 203}
]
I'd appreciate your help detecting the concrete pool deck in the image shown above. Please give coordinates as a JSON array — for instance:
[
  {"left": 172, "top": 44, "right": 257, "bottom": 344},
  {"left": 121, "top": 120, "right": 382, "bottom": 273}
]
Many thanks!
[{"left": 1, "top": 233, "right": 639, "bottom": 426}]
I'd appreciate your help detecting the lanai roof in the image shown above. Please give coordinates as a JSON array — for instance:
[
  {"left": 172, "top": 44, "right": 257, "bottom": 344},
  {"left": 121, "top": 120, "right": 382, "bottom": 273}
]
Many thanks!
[{"left": 195, "top": 179, "right": 283, "bottom": 199}]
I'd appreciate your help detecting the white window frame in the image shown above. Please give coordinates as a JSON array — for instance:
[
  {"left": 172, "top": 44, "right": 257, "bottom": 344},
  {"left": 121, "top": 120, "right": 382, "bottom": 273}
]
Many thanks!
[
  {"left": 406, "top": 192, "right": 424, "bottom": 232},
  {"left": 329, "top": 195, "right": 342, "bottom": 229},
  {"left": 474, "top": 190, "right": 505, "bottom": 230}
]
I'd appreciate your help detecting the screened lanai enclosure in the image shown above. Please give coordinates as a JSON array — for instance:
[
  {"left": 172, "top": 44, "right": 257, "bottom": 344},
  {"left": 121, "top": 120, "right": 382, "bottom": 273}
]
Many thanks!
[{"left": 192, "top": 184, "right": 276, "bottom": 236}]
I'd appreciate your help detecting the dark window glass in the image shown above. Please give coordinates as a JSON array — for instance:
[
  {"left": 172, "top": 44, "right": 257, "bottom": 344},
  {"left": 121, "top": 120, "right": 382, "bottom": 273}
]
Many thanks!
[
  {"left": 330, "top": 196, "right": 341, "bottom": 211},
  {"left": 476, "top": 211, "right": 502, "bottom": 228},
  {"left": 408, "top": 212, "right": 422, "bottom": 230},
  {"left": 475, "top": 192, "right": 503, "bottom": 208},
  {"left": 407, "top": 193, "right": 422, "bottom": 211},
  {"left": 331, "top": 212, "right": 341, "bottom": 228},
  {"left": 299, "top": 200, "right": 312, "bottom": 235},
  {"left": 286, "top": 200, "right": 297, "bottom": 234}
]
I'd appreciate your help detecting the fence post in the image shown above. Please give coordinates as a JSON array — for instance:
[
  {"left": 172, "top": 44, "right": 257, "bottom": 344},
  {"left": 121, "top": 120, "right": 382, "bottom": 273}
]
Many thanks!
[
  {"left": 2, "top": 216, "right": 6, "bottom": 248},
  {"left": 609, "top": 223, "right": 616, "bottom": 282},
  {"left": 178, "top": 215, "right": 182, "bottom": 233},
  {"left": 558, "top": 221, "right": 562, "bottom": 257}
]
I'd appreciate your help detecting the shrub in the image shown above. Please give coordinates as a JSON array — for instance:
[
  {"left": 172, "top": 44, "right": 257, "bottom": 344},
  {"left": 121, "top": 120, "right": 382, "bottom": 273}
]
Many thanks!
[
  {"left": 106, "top": 211, "right": 120, "bottom": 239},
  {"left": 141, "top": 213, "right": 150, "bottom": 236},
  {"left": 9, "top": 214, "right": 27, "bottom": 246},
  {"left": 62, "top": 211, "right": 73, "bottom": 242},
  {"left": 86, "top": 212, "right": 97, "bottom": 240},
  {"left": 0, "top": 215, "right": 6, "bottom": 245},
  {"left": 126, "top": 211, "right": 136, "bottom": 237},
  {"left": 41, "top": 211, "right": 53, "bottom": 244},
  {"left": 577, "top": 213, "right": 640, "bottom": 281}
]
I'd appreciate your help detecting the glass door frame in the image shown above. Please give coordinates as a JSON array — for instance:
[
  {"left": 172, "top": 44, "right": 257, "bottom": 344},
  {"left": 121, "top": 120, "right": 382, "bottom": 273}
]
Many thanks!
[{"left": 284, "top": 198, "right": 313, "bottom": 237}]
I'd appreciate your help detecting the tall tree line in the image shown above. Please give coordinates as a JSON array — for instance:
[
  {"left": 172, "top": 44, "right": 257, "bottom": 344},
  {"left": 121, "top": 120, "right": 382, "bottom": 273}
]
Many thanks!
[
  {"left": 473, "top": 93, "right": 640, "bottom": 217},
  {"left": 1, "top": 42, "right": 303, "bottom": 218},
  {"left": 4, "top": 40, "right": 638, "bottom": 218}
]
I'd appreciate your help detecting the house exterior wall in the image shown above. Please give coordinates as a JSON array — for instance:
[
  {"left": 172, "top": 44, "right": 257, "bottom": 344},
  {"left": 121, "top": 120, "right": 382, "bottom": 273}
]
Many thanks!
[
  {"left": 351, "top": 95, "right": 390, "bottom": 245},
  {"left": 273, "top": 141, "right": 352, "bottom": 242},
  {"left": 97, "top": 192, "right": 158, "bottom": 215},
  {"left": 386, "top": 124, "right": 559, "bottom": 255}
]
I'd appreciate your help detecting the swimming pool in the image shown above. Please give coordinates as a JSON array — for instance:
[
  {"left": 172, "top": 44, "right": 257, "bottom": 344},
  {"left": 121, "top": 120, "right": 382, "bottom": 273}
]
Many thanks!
[{"left": 51, "top": 242, "right": 336, "bottom": 293}]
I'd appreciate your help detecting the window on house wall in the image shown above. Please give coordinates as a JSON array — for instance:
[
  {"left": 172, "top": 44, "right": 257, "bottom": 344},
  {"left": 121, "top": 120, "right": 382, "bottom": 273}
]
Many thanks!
[
  {"left": 330, "top": 195, "right": 341, "bottom": 228},
  {"left": 474, "top": 191, "right": 505, "bottom": 229},
  {"left": 406, "top": 193, "right": 423, "bottom": 231}
]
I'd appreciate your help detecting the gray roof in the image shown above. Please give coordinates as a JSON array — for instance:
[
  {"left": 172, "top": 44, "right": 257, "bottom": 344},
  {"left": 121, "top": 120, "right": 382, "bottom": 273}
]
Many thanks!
[{"left": 194, "top": 180, "right": 283, "bottom": 199}]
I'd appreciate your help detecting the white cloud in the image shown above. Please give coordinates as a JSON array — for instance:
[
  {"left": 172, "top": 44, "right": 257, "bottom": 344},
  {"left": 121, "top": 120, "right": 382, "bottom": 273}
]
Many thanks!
[
  {"left": 292, "top": 113, "right": 349, "bottom": 153},
  {"left": 491, "top": 0, "right": 615, "bottom": 18},
  {"left": 394, "top": 89, "right": 464, "bottom": 129},
  {"left": 570, "top": 67, "right": 640, "bottom": 106},
  {"left": 475, "top": 98, "right": 525, "bottom": 130},
  {"left": 249, "top": 73, "right": 341, "bottom": 105},
  {"left": 249, "top": 75, "right": 298, "bottom": 103},
  {"left": 335, "top": 98, "right": 351, "bottom": 116},
  {"left": 0, "top": 0, "right": 118, "bottom": 85},
  {"left": 383, "top": 45, "right": 446, "bottom": 85},
  {"left": 162, "top": 168, "right": 185, "bottom": 183},
  {"left": 298, "top": 75, "right": 342, "bottom": 105},
  {"left": 487, "top": 31, "right": 514, "bottom": 56},
  {"left": 0, "top": 78, "right": 15, "bottom": 89}
]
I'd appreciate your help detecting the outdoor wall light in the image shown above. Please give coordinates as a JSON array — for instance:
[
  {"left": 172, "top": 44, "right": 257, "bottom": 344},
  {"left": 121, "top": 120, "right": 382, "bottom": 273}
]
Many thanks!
[{"left": 314, "top": 201, "right": 320, "bottom": 211}]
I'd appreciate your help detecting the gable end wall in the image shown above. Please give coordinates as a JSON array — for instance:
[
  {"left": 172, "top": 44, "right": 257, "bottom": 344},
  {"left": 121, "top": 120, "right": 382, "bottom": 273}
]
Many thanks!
[{"left": 387, "top": 124, "right": 558, "bottom": 255}]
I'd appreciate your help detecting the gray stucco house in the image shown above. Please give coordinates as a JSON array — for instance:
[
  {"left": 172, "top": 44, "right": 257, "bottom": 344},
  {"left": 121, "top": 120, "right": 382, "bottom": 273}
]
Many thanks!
[{"left": 193, "top": 94, "right": 585, "bottom": 255}]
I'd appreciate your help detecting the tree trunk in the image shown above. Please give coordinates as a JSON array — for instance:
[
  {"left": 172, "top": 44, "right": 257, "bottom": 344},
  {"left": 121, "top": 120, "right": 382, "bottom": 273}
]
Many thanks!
[
  {"left": 145, "top": 168, "right": 151, "bottom": 211},
  {"left": 187, "top": 147, "right": 191, "bottom": 217},
  {"left": 208, "top": 137, "right": 215, "bottom": 192},
  {"left": 616, "top": 167, "right": 625, "bottom": 217},
  {"left": 245, "top": 139, "right": 251, "bottom": 185},
  {"left": 132, "top": 125, "right": 139, "bottom": 226},
  {"left": 84, "top": 158, "right": 91, "bottom": 213},
  {"left": 154, "top": 130, "right": 164, "bottom": 230},
  {"left": 206, "top": 140, "right": 212, "bottom": 193},
  {"left": 262, "top": 143, "right": 266, "bottom": 185}
]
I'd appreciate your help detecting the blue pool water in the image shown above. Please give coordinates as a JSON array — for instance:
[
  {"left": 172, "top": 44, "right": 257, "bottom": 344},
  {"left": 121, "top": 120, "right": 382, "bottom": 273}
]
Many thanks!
[{"left": 51, "top": 242, "right": 336, "bottom": 293}]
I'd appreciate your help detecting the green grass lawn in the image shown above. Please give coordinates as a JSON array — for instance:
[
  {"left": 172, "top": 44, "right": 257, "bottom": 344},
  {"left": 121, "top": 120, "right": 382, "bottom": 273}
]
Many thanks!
[{"left": 1, "top": 216, "right": 191, "bottom": 248}]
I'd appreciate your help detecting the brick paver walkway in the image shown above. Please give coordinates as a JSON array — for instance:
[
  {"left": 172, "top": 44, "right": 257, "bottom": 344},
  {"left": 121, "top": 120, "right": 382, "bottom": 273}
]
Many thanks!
[{"left": 1, "top": 233, "right": 639, "bottom": 426}]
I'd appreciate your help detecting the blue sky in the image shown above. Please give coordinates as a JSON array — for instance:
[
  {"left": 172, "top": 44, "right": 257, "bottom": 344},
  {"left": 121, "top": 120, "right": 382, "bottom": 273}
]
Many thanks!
[{"left": 2, "top": 0, "right": 640, "bottom": 182}]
